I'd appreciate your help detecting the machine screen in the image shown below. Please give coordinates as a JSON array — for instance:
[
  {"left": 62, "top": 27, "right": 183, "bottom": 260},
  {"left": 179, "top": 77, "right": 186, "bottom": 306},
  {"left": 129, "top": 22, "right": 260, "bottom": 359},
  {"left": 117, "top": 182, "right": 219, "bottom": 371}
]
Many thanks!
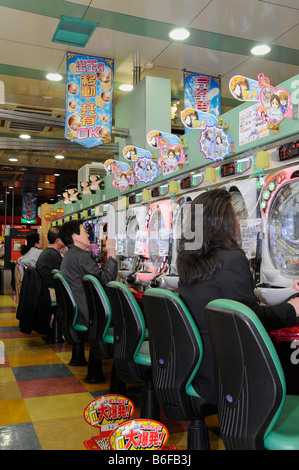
[{"left": 268, "top": 181, "right": 299, "bottom": 276}]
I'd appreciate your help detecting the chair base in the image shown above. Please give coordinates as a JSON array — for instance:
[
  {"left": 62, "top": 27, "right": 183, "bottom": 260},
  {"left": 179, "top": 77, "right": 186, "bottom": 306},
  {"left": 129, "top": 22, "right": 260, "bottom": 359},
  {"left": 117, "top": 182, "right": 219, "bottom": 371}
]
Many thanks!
[
  {"left": 84, "top": 349, "right": 106, "bottom": 383},
  {"left": 140, "top": 380, "right": 160, "bottom": 421},
  {"left": 69, "top": 343, "right": 88, "bottom": 366},
  {"left": 187, "top": 418, "right": 210, "bottom": 450},
  {"left": 109, "top": 363, "right": 127, "bottom": 395}
]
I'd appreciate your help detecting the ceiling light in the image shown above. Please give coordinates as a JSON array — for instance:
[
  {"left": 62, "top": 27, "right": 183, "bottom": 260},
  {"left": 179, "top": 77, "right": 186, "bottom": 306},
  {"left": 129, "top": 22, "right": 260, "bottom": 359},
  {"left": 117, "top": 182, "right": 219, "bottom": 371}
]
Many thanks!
[
  {"left": 169, "top": 28, "right": 190, "bottom": 40},
  {"left": 251, "top": 44, "right": 271, "bottom": 56},
  {"left": 46, "top": 73, "right": 63, "bottom": 81},
  {"left": 45, "top": 181, "right": 50, "bottom": 184},
  {"left": 119, "top": 84, "right": 133, "bottom": 92},
  {"left": 9, "top": 158, "right": 18, "bottom": 162},
  {"left": 55, "top": 155, "right": 65, "bottom": 159},
  {"left": 38, "top": 187, "right": 43, "bottom": 190},
  {"left": 54, "top": 173, "right": 60, "bottom": 176},
  {"left": 19, "top": 134, "right": 31, "bottom": 139}
]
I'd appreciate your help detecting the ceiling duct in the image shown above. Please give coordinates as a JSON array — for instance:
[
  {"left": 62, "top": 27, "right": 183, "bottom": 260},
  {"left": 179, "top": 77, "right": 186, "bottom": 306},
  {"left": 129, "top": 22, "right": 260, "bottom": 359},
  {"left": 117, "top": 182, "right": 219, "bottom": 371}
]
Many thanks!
[{"left": 4, "top": 106, "right": 58, "bottom": 133}]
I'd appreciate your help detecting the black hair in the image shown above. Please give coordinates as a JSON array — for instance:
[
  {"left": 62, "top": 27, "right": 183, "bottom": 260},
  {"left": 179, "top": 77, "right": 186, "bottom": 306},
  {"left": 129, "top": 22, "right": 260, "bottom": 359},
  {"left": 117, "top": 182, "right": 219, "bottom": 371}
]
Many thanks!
[
  {"left": 21, "top": 232, "right": 40, "bottom": 255},
  {"left": 47, "top": 227, "right": 61, "bottom": 244},
  {"left": 59, "top": 220, "right": 83, "bottom": 247},
  {"left": 177, "top": 189, "right": 242, "bottom": 286}
]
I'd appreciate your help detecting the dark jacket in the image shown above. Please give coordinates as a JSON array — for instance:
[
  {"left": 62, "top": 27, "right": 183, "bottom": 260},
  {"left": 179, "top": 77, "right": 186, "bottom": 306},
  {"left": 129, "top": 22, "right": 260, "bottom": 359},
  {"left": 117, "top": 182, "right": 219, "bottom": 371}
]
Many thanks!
[
  {"left": 60, "top": 245, "right": 118, "bottom": 327},
  {"left": 36, "top": 246, "right": 63, "bottom": 288},
  {"left": 16, "top": 266, "right": 52, "bottom": 335},
  {"left": 178, "top": 248, "right": 296, "bottom": 405}
]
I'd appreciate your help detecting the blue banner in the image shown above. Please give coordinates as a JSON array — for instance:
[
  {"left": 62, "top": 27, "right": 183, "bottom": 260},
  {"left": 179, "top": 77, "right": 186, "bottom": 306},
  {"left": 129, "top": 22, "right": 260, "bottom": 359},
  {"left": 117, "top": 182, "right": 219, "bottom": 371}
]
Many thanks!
[
  {"left": 65, "top": 52, "right": 114, "bottom": 148},
  {"left": 183, "top": 71, "right": 221, "bottom": 133}
]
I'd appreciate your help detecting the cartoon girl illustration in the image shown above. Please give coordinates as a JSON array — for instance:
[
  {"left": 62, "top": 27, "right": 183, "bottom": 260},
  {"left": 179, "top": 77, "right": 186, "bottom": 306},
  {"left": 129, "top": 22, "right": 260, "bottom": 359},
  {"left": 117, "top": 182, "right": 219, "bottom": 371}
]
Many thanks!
[
  {"left": 268, "top": 94, "right": 283, "bottom": 123},
  {"left": 279, "top": 91, "right": 289, "bottom": 115},
  {"left": 118, "top": 173, "right": 128, "bottom": 188},
  {"left": 203, "top": 128, "right": 214, "bottom": 156},
  {"left": 166, "top": 148, "right": 177, "bottom": 169},
  {"left": 184, "top": 111, "right": 198, "bottom": 128}
]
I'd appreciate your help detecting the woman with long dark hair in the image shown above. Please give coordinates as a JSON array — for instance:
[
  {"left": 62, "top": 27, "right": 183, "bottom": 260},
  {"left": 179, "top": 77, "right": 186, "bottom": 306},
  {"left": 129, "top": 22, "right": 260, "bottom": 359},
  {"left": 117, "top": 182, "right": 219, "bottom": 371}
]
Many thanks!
[{"left": 177, "top": 188, "right": 299, "bottom": 405}]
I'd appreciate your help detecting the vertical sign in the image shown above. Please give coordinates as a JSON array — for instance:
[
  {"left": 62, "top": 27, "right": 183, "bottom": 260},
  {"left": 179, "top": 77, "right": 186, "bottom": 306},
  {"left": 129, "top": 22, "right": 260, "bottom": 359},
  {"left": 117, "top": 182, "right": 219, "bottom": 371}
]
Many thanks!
[
  {"left": 65, "top": 52, "right": 114, "bottom": 148},
  {"left": 21, "top": 192, "right": 37, "bottom": 223},
  {"left": 183, "top": 71, "right": 221, "bottom": 133}
]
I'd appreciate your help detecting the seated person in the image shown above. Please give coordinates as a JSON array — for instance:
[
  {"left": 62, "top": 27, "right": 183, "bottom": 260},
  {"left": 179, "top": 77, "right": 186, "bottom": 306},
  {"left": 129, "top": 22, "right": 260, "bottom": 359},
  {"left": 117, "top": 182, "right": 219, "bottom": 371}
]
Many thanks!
[
  {"left": 36, "top": 227, "right": 65, "bottom": 302},
  {"left": 177, "top": 188, "right": 299, "bottom": 406},
  {"left": 18, "top": 232, "right": 43, "bottom": 268},
  {"left": 59, "top": 220, "right": 118, "bottom": 328}
]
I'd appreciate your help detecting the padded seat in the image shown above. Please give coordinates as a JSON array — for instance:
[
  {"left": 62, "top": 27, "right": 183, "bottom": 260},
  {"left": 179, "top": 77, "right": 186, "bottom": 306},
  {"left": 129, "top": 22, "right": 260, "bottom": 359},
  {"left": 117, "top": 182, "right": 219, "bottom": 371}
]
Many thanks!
[
  {"left": 105, "top": 281, "right": 160, "bottom": 420},
  {"left": 204, "top": 298, "right": 299, "bottom": 450},
  {"left": 142, "top": 288, "right": 217, "bottom": 450}
]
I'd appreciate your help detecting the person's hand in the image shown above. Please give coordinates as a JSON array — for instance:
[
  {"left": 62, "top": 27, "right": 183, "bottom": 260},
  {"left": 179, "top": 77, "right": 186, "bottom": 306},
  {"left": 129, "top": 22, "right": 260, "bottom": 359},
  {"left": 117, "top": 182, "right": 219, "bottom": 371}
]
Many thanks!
[
  {"left": 288, "top": 297, "right": 299, "bottom": 317},
  {"left": 106, "top": 238, "right": 116, "bottom": 259}
]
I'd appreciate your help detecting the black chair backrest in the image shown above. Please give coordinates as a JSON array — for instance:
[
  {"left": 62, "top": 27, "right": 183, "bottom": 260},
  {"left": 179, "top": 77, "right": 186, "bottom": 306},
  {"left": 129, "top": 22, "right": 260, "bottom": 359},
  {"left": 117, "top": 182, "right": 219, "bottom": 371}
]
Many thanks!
[
  {"left": 53, "top": 272, "right": 82, "bottom": 345},
  {"left": 204, "top": 298, "right": 286, "bottom": 450},
  {"left": 82, "top": 274, "right": 113, "bottom": 359},
  {"left": 142, "top": 288, "right": 203, "bottom": 420},
  {"left": 105, "top": 281, "right": 148, "bottom": 383}
]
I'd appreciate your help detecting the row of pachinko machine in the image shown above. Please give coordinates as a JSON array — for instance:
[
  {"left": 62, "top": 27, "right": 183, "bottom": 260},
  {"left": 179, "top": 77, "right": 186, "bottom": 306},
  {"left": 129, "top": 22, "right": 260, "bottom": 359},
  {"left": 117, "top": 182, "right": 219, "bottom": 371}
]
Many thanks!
[{"left": 83, "top": 141, "right": 299, "bottom": 308}]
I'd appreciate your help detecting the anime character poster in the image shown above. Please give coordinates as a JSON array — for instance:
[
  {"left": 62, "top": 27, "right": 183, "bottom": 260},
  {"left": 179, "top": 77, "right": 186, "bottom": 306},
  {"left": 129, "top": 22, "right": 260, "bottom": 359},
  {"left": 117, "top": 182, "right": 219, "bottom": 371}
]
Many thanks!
[
  {"left": 65, "top": 52, "right": 114, "bottom": 148},
  {"left": 123, "top": 145, "right": 158, "bottom": 183},
  {"left": 199, "top": 125, "right": 230, "bottom": 162},
  {"left": 147, "top": 130, "right": 185, "bottom": 170},
  {"left": 183, "top": 71, "right": 221, "bottom": 133},
  {"left": 256, "top": 73, "right": 292, "bottom": 125},
  {"left": 104, "top": 159, "right": 134, "bottom": 189},
  {"left": 180, "top": 108, "right": 218, "bottom": 130},
  {"left": 229, "top": 75, "right": 260, "bottom": 102}
]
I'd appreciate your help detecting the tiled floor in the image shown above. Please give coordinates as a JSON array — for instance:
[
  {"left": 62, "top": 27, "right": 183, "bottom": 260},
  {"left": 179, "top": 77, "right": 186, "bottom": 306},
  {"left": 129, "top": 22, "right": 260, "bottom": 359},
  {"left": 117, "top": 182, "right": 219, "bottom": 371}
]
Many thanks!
[{"left": 0, "top": 294, "right": 224, "bottom": 451}]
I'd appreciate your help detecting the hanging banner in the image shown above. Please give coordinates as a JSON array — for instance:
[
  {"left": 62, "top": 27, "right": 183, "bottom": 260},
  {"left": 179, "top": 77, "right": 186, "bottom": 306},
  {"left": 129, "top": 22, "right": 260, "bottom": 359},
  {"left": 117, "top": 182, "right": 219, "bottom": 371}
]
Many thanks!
[
  {"left": 21, "top": 192, "right": 37, "bottom": 223},
  {"left": 65, "top": 52, "right": 114, "bottom": 148},
  {"left": 183, "top": 71, "right": 221, "bottom": 133}
]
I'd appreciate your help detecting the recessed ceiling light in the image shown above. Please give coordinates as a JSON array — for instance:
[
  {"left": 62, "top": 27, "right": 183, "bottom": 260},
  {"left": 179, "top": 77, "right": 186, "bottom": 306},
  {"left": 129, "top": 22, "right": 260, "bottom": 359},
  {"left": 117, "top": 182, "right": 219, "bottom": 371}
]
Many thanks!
[
  {"left": 251, "top": 44, "right": 271, "bottom": 56},
  {"left": 119, "top": 84, "right": 133, "bottom": 92},
  {"left": 46, "top": 73, "right": 63, "bottom": 81},
  {"left": 19, "top": 134, "right": 31, "bottom": 139},
  {"left": 55, "top": 155, "right": 65, "bottom": 159},
  {"left": 9, "top": 158, "right": 18, "bottom": 162},
  {"left": 54, "top": 173, "right": 60, "bottom": 176},
  {"left": 169, "top": 28, "right": 190, "bottom": 40}
]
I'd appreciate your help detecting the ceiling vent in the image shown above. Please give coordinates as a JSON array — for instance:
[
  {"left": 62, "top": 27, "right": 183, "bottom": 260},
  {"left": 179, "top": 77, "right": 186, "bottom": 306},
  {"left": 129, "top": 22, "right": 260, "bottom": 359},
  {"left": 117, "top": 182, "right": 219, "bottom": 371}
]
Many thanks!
[
  {"left": 5, "top": 106, "right": 56, "bottom": 133},
  {"left": 52, "top": 16, "right": 98, "bottom": 48}
]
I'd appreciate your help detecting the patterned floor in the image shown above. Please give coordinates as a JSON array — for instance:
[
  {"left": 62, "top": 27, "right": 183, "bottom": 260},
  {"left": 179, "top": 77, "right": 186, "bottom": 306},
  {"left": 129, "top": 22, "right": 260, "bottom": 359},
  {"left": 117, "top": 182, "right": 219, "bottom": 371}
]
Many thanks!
[{"left": 0, "top": 294, "right": 224, "bottom": 451}]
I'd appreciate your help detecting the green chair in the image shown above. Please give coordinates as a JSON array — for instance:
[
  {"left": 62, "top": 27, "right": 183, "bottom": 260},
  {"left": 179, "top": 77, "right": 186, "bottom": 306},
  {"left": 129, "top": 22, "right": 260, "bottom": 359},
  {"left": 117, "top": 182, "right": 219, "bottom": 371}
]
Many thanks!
[
  {"left": 82, "top": 275, "right": 125, "bottom": 393},
  {"left": 204, "top": 298, "right": 299, "bottom": 450},
  {"left": 53, "top": 272, "right": 88, "bottom": 366},
  {"left": 105, "top": 281, "right": 160, "bottom": 420},
  {"left": 142, "top": 288, "right": 217, "bottom": 450}
]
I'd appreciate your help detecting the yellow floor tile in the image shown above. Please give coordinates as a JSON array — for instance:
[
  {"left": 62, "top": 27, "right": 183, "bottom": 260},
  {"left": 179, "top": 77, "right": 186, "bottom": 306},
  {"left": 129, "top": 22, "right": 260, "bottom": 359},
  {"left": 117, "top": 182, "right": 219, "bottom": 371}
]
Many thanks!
[
  {"left": 0, "top": 367, "right": 17, "bottom": 383},
  {"left": 0, "top": 381, "right": 22, "bottom": 401},
  {"left": 24, "top": 392, "right": 92, "bottom": 422},
  {"left": 7, "top": 352, "right": 63, "bottom": 367},
  {"left": 0, "top": 399, "right": 31, "bottom": 425},
  {"left": 33, "top": 415, "right": 92, "bottom": 450},
  {"left": 0, "top": 296, "right": 17, "bottom": 307}
]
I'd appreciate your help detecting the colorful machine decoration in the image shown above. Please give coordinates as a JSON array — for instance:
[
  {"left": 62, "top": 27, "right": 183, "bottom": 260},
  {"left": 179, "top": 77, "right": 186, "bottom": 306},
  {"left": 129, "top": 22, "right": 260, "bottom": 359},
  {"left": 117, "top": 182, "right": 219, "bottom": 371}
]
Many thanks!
[
  {"left": 180, "top": 108, "right": 218, "bottom": 130},
  {"left": 229, "top": 73, "right": 292, "bottom": 126},
  {"left": 123, "top": 146, "right": 158, "bottom": 184},
  {"left": 83, "top": 395, "right": 134, "bottom": 450},
  {"left": 109, "top": 419, "right": 169, "bottom": 451},
  {"left": 104, "top": 159, "right": 134, "bottom": 189},
  {"left": 256, "top": 73, "right": 292, "bottom": 125},
  {"left": 199, "top": 125, "right": 231, "bottom": 162},
  {"left": 229, "top": 75, "right": 260, "bottom": 102},
  {"left": 183, "top": 71, "right": 221, "bottom": 133},
  {"left": 65, "top": 52, "right": 114, "bottom": 148},
  {"left": 147, "top": 130, "right": 185, "bottom": 170}
]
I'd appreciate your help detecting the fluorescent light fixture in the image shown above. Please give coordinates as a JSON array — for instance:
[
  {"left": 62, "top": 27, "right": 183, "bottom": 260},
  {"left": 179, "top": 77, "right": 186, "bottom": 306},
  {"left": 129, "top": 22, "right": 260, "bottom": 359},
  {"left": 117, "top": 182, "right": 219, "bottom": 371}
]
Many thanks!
[
  {"left": 38, "top": 187, "right": 43, "bottom": 190},
  {"left": 55, "top": 155, "right": 65, "bottom": 159},
  {"left": 45, "top": 181, "right": 50, "bottom": 184},
  {"left": 19, "top": 134, "right": 31, "bottom": 139},
  {"left": 54, "top": 173, "right": 60, "bottom": 176},
  {"left": 251, "top": 44, "right": 271, "bottom": 56},
  {"left": 119, "top": 84, "right": 133, "bottom": 92},
  {"left": 9, "top": 158, "right": 18, "bottom": 162},
  {"left": 46, "top": 73, "right": 63, "bottom": 81},
  {"left": 169, "top": 28, "right": 190, "bottom": 40}
]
